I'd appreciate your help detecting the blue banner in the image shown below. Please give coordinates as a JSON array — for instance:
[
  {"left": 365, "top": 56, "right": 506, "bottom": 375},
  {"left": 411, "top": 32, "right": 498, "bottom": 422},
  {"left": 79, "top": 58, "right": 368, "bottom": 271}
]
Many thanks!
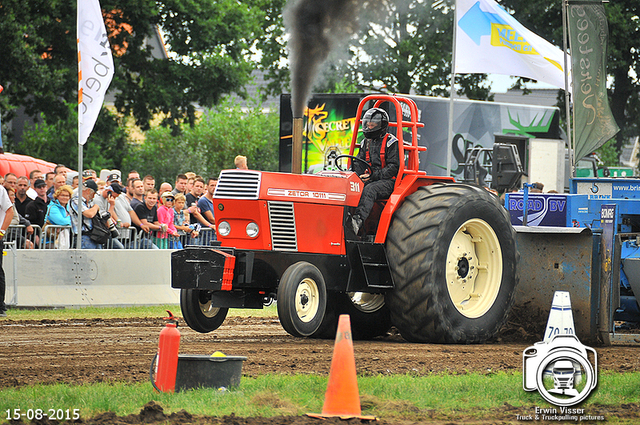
[{"left": 506, "top": 193, "right": 568, "bottom": 226}]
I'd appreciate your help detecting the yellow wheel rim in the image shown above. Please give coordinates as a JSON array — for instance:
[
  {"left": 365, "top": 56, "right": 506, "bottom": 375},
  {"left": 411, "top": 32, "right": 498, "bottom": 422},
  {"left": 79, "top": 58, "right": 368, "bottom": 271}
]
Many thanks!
[
  {"left": 295, "top": 278, "right": 320, "bottom": 323},
  {"left": 446, "top": 218, "right": 502, "bottom": 318},
  {"left": 199, "top": 298, "right": 221, "bottom": 318}
]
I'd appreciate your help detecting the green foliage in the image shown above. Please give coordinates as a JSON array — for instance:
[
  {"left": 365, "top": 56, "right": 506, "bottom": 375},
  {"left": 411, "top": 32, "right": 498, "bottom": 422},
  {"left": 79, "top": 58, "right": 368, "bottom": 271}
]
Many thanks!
[
  {"left": 349, "top": 1, "right": 459, "bottom": 96},
  {"left": 107, "top": 0, "right": 264, "bottom": 135},
  {"left": 259, "top": 0, "right": 493, "bottom": 101},
  {"left": 0, "top": 0, "right": 265, "bottom": 140},
  {"left": 0, "top": 0, "right": 77, "bottom": 123},
  {"left": 4, "top": 98, "right": 277, "bottom": 181},
  {"left": 250, "top": 0, "right": 289, "bottom": 98},
  {"left": 124, "top": 99, "right": 279, "bottom": 183},
  {"left": 595, "top": 138, "right": 621, "bottom": 167},
  {"left": 501, "top": 0, "right": 640, "bottom": 150},
  {"left": 9, "top": 103, "right": 129, "bottom": 171}
]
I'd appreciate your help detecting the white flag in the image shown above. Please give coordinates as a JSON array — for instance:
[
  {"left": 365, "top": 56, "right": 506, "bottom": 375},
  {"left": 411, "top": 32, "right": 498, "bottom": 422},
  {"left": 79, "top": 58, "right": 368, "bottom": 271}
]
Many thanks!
[
  {"left": 455, "top": 0, "right": 570, "bottom": 91},
  {"left": 77, "top": 0, "right": 114, "bottom": 145}
]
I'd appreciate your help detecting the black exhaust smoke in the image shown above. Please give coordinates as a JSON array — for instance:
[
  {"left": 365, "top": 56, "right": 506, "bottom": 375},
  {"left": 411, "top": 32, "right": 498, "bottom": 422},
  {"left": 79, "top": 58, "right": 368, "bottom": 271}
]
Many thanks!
[
  {"left": 285, "top": 0, "right": 365, "bottom": 173},
  {"left": 285, "top": 0, "right": 363, "bottom": 118}
]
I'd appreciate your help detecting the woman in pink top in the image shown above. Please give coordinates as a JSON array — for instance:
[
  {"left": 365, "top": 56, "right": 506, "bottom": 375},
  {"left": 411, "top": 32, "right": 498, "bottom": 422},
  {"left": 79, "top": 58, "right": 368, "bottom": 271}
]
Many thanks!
[{"left": 157, "top": 191, "right": 179, "bottom": 248}]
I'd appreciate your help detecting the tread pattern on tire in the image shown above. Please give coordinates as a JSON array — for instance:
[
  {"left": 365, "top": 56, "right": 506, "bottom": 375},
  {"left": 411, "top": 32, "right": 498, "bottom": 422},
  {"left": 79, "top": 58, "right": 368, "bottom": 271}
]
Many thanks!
[
  {"left": 277, "top": 261, "right": 335, "bottom": 338},
  {"left": 385, "top": 183, "right": 518, "bottom": 343}
]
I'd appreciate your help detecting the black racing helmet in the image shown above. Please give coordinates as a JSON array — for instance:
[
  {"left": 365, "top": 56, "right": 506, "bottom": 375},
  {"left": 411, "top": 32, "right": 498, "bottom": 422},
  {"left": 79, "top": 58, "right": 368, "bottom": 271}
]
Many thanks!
[{"left": 361, "top": 107, "right": 389, "bottom": 139}]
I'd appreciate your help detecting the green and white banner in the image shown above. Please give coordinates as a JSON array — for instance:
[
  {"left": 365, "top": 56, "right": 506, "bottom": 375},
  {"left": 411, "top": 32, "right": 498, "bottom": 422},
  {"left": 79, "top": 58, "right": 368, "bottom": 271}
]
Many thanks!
[{"left": 568, "top": 0, "right": 619, "bottom": 162}]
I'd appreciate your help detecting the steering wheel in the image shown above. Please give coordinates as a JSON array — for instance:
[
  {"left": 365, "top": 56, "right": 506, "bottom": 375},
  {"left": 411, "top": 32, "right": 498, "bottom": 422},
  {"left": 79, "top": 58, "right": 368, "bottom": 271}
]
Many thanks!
[{"left": 334, "top": 154, "right": 372, "bottom": 175}]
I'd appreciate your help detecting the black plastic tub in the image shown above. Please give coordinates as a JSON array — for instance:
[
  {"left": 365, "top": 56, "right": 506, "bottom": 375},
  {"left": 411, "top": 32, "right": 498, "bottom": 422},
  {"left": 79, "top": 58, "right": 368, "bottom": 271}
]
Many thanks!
[{"left": 175, "top": 354, "right": 247, "bottom": 392}]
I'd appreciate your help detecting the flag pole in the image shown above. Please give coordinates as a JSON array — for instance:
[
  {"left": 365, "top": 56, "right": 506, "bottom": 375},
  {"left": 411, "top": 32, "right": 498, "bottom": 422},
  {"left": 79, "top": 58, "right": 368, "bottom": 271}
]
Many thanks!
[
  {"left": 77, "top": 63, "right": 83, "bottom": 250},
  {"left": 77, "top": 2, "right": 83, "bottom": 250},
  {"left": 76, "top": 141, "right": 83, "bottom": 250},
  {"left": 562, "top": 0, "right": 574, "bottom": 178},
  {"left": 77, "top": 0, "right": 114, "bottom": 249},
  {"left": 447, "top": 3, "right": 458, "bottom": 178},
  {"left": 77, "top": 24, "right": 83, "bottom": 250}
]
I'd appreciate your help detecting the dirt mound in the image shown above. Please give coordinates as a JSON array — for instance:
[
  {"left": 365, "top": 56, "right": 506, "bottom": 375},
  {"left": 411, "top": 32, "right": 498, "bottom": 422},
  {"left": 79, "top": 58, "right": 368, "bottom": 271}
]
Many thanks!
[{"left": 30, "top": 401, "right": 640, "bottom": 425}]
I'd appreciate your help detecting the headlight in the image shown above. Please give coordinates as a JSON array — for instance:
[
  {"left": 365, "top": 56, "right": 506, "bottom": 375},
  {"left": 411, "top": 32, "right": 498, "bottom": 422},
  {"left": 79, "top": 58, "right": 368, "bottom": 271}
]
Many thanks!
[
  {"left": 217, "top": 221, "right": 231, "bottom": 237},
  {"left": 246, "top": 222, "right": 259, "bottom": 238}
]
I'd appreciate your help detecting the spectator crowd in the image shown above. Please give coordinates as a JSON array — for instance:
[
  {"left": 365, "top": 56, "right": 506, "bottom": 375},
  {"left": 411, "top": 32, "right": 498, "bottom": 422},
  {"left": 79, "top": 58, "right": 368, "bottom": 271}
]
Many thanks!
[{"left": 0, "top": 163, "right": 236, "bottom": 250}]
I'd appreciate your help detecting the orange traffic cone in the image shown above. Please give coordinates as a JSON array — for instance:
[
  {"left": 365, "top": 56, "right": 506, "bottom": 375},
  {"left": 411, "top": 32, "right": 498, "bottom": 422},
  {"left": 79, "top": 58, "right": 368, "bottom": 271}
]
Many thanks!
[{"left": 307, "top": 315, "right": 377, "bottom": 421}]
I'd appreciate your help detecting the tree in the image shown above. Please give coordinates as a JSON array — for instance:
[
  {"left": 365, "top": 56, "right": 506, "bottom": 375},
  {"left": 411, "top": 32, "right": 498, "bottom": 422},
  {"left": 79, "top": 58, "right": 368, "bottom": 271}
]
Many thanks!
[
  {"left": 0, "top": 1, "right": 77, "bottom": 123},
  {"left": 0, "top": 0, "right": 264, "bottom": 142},
  {"left": 501, "top": 0, "right": 640, "bottom": 151},
  {"left": 251, "top": 0, "right": 289, "bottom": 99},
  {"left": 123, "top": 99, "right": 279, "bottom": 184},
  {"left": 15, "top": 103, "right": 130, "bottom": 171},
  {"left": 257, "top": 0, "right": 492, "bottom": 101}
]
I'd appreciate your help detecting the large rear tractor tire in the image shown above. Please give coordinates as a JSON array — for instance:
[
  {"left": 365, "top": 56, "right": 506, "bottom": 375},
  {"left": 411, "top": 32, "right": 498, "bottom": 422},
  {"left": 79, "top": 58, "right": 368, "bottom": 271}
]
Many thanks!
[
  {"left": 180, "top": 289, "right": 229, "bottom": 333},
  {"left": 335, "top": 292, "right": 391, "bottom": 339},
  {"left": 386, "top": 184, "right": 518, "bottom": 343},
  {"left": 277, "top": 261, "right": 336, "bottom": 338}
]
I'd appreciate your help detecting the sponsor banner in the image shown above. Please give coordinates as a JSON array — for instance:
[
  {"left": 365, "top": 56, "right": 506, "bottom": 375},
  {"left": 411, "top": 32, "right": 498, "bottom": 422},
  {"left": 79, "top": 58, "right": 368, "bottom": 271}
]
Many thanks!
[
  {"left": 568, "top": 0, "right": 619, "bottom": 161},
  {"left": 456, "top": 0, "right": 569, "bottom": 91},
  {"left": 506, "top": 193, "right": 568, "bottom": 226},
  {"left": 77, "top": 0, "right": 114, "bottom": 145},
  {"left": 574, "top": 179, "right": 640, "bottom": 200},
  {"left": 279, "top": 94, "right": 560, "bottom": 178}
]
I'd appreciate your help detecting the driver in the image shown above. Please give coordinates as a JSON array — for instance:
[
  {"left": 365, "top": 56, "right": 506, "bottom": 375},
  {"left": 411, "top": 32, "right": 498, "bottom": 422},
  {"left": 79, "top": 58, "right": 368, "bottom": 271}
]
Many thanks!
[{"left": 351, "top": 107, "right": 399, "bottom": 235}]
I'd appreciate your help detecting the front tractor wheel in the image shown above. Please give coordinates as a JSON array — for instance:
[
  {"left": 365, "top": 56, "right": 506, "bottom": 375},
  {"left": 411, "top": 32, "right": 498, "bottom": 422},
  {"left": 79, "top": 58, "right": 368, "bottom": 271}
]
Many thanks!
[
  {"left": 180, "top": 289, "right": 229, "bottom": 333},
  {"left": 386, "top": 184, "right": 518, "bottom": 343},
  {"left": 277, "top": 261, "right": 335, "bottom": 338}
]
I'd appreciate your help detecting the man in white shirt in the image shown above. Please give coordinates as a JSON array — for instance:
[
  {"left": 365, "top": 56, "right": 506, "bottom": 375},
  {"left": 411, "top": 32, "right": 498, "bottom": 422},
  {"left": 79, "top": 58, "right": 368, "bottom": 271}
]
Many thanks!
[
  {"left": 0, "top": 185, "right": 14, "bottom": 316},
  {"left": 26, "top": 169, "right": 44, "bottom": 200}
]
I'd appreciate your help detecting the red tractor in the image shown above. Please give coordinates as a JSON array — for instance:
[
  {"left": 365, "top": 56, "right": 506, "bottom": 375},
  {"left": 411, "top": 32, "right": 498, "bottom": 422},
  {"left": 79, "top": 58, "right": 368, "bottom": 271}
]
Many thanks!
[{"left": 171, "top": 94, "right": 518, "bottom": 343}]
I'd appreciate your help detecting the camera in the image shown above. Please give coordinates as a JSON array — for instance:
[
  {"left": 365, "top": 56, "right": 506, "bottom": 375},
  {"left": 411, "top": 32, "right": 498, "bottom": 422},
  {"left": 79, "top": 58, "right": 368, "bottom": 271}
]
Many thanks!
[
  {"left": 523, "top": 334, "right": 596, "bottom": 393},
  {"left": 108, "top": 218, "right": 119, "bottom": 238},
  {"left": 98, "top": 211, "right": 119, "bottom": 238}
]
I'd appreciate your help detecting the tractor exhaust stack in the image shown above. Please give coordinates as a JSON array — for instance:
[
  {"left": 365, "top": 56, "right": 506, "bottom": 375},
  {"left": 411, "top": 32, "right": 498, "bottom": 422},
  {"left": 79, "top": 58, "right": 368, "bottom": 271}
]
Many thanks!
[{"left": 291, "top": 117, "right": 303, "bottom": 174}]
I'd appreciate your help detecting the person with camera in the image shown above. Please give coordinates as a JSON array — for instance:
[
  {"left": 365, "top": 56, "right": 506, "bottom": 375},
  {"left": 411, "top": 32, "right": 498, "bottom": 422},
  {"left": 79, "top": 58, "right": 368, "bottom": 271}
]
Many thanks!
[
  {"left": 94, "top": 183, "right": 125, "bottom": 249},
  {"left": 67, "top": 179, "right": 102, "bottom": 249}
]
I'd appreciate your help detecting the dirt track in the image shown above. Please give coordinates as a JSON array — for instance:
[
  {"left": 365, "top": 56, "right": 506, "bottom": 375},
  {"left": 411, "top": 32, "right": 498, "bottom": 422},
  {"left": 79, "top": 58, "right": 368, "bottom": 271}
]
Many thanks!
[{"left": 1, "top": 315, "right": 640, "bottom": 424}]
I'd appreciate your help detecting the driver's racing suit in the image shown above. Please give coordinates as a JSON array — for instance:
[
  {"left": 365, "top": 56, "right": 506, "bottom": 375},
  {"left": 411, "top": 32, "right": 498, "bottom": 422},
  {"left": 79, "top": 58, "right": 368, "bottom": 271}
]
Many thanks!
[{"left": 352, "top": 132, "right": 400, "bottom": 227}]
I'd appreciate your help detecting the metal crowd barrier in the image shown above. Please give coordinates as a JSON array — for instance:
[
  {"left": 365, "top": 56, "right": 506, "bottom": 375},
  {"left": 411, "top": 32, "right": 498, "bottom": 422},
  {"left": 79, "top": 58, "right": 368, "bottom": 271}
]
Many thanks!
[
  {"left": 111, "top": 226, "right": 215, "bottom": 249},
  {"left": 39, "top": 224, "right": 72, "bottom": 249},
  {"left": 7, "top": 224, "right": 41, "bottom": 249},
  {"left": 4, "top": 240, "right": 17, "bottom": 306},
  {"left": 6, "top": 224, "right": 217, "bottom": 249}
]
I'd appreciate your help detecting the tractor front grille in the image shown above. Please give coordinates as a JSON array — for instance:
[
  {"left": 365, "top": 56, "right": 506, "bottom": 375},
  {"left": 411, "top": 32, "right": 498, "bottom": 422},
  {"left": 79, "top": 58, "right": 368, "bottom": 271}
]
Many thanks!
[
  {"left": 268, "top": 201, "right": 298, "bottom": 251},
  {"left": 214, "top": 170, "right": 262, "bottom": 200}
]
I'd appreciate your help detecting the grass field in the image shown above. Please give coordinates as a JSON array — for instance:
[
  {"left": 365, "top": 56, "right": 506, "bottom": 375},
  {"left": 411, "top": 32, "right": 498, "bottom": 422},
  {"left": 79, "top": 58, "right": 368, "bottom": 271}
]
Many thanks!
[
  {"left": 6, "top": 304, "right": 276, "bottom": 320},
  {"left": 1, "top": 372, "right": 639, "bottom": 422}
]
